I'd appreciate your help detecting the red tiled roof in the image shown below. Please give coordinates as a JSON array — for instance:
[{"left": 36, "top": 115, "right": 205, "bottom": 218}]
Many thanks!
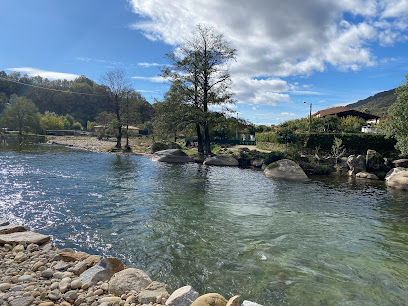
[{"left": 313, "top": 106, "right": 351, "bottom": 117}]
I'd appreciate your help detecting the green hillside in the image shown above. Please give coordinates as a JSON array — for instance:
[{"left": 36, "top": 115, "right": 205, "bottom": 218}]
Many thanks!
[{"left": 346, "top": 89, "right": 396, "bottom": 117}]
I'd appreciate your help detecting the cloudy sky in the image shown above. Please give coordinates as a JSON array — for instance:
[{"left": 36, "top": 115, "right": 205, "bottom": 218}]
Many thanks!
[{"left": 1, "top": 0, "right": 407, "bottom": 124}]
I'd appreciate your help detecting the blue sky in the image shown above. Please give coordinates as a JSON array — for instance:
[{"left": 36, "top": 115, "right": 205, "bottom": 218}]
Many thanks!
[{"left": 1, "top": 0, "right": 407, "bottom": 125}]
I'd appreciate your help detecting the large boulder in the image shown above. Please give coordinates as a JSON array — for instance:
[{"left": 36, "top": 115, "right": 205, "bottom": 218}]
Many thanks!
[
  {"left": 108, "top": 268, "right": 152, "bottom": 296},
  {"left": 165, "top": 285, "right": 199, "bottom": 306},
  {"left": 263, "top": 159, "right": 308, "bottom": 181},
  {"left": 392, "top": 159, "right": 408, "bottom": 168},
  {"left": 79, "top": 257, "right": 126, "bottom": 286},
  {"left": 203, "top": 155, "right": 239, "bottom": 167},
  {"left": 347, "top": 155, "right": 366, "bottom": 176},
  {"left": 0, "top": 231, "right": 50, "bottom": 245},
  {"left": 356, "top": 172, "right": 379, "bottom": 180},
  {"left": 191, "top": 293, "right": 228, "bottom": 306},
  {"left": 366, "top": 150, "right": 384, "bottom": 171},
  {"left": 151, "top": 149, "right": 193, "bottom": 163},
  {"left": 385, "top": 167, "right": 408, "bottom": 191}
]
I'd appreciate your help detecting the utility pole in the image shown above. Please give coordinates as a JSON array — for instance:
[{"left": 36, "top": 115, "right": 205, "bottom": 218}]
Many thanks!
[{"left": 304, "top": 101, "right": 312, "bottom": 133}]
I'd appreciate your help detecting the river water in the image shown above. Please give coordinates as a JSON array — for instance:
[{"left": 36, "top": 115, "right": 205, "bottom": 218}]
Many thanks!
[{"left": 1, "top": 139, "right": 408, "bottom": 305}]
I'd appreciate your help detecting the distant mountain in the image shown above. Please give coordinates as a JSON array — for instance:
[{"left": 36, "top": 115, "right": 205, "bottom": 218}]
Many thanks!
[{"left": 346, "top": 89, "right": 397, "bottom": 117}]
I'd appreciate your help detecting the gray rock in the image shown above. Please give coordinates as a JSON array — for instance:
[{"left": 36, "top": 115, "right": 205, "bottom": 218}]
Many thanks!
[
  {"left": 347, "top": 155, "right": 366, "bottom": 176},
  {"left": 203, "top": 155, "right": 239, "bottom": 166},
  {"left": 356, "top": 172, "right": 379, "bottom": 180},
  {"left": 64, "top": 290, "right": 78, "bottom": 302},
  {"left": 385, "top": 167, "right": 408, "bottom": 191},
  {"left": 137, "top": 281, "right": 172, "bottom": 304},
  {"left": 151, "top": 149, "right": 193, "bottom": 163},
  {"left": 99, "top": 296, "right": 122, "bottom": 304},
  {"left": 79, "top": 257, "right": 126, "bottom": 286},
  {"left": 165, "top": 285, "right": 199, "bottom": 306},
  {"left": 242, "top": 301, "right": 264, "bottom": 306},
  {"left": 0, "top": 231, "right": 50, "bottom": 245},
  {"left": 17, "top": 275, "right": 33, "bottom": 283},
  {"left": 392, "top": 159, "right": 408, "bottom": 168},
  {"left": 0, "top": 219, "right": 9, "bottom": 226},
  {"left": 41, "top": 268, "right": 54, "bottom": 278},
  {"left": 72, "top": 261, "right": 88, "bottom": 275},
  {"left": 70, "top": 279, "right": 82, "bottom": 290},
  {"left": 26, "top": 244, "right": 39, "bottom": 252},
  {"left": 250, "top": 159, "right": 264, "bottom": 168},
  {"left": 263, "top": 159, "right": 308, "bottom": 181},
  {"left": 0, "top": 283, "right": 11, "bottom": 291},
  {"left": 0, "top": 225, "right": 26, "bottom": 235},
  {"left": 8, "top": 296, "right": 35, "bottom": 306},
  {"left": 54, "top": 261, "right": 70, "bottom": 271},
  {"left": 108, "top": 268, "right": 152, "bottom": 296}
]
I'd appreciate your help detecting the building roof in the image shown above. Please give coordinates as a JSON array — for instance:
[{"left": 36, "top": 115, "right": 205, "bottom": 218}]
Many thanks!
[{"left": 313, "top": 106, "right": 379, "bottom": 120}]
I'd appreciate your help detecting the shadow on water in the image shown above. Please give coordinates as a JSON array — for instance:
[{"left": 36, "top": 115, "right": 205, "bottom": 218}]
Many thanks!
[{"left": 1, "top": 141, "right": 408, "bottom": 305}]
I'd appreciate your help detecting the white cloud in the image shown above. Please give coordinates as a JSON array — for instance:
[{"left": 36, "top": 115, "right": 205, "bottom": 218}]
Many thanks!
[
  {"left": 128, "top": 0, "right": 408, "bottom": 106},
  {"left": 281, "top": 112, "right": 296, "bottom": 116},
  {"left": 138, "top": 62, "right": 162, "bottom": 67},
  {"left": 7, "top": 67, "right": 79, "bottom": 81},
  {"left": 132, "top": 75, "right": 167, "bottom": 83}
]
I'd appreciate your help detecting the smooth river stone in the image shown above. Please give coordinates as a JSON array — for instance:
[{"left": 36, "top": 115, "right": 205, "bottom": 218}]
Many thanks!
[{"left": 0, "top": 231, "right": 50, "bottom": 245}]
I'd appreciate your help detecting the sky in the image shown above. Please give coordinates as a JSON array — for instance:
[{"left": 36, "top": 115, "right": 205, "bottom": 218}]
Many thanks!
[{"left": 1, "top": 0, "right": 407, "bottom": 125}]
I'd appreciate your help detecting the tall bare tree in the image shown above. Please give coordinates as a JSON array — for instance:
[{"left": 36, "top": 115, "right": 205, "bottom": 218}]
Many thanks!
[
  {"left": 163, "top": 24, "right": 236, "bottom": 155},
  {"left": 101, "top": 69, "right": 130, "bottom": 149}
]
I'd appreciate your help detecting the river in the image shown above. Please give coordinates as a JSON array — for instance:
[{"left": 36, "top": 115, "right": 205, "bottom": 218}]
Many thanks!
[{"left": 1, "top": 139, "right": 408, "bottom": 305}]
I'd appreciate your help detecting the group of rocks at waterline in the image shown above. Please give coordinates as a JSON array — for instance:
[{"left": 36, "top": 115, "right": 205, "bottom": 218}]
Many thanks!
[
  {"left": 0, "top": 219, "right": 263, "bottom": 306},
  {"left": 151, "top": 148, "right": 408, "bottom": 190}
]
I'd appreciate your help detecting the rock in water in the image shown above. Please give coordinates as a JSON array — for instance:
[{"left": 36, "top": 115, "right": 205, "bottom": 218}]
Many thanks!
[
  {"left": 0, "top": 231, "right": 50, "bottom": 245},
  {"left": 263, "top": 159, "right": 308, "bottom": 181},
  {"left": 203, "top": 155, "right": 239, "bottom": 166},
  {"left": 165, "top": 285, "right": 199, "bottom": 306},
  {"left": 347, "top": 155, "right": 366, "bottom": 176},
  {"left": 151, "top": 149, "right": 193, "bottom": 163},
  {"left": 108, "top": 268, "right": 152, "bottom": 295},
  {"left": 191, "top": 293, "right": 228, "bottom": 306},
  {"left": 356, "top": 172, "right": 379, "bottom": 180},
  {"left": 385, "top": 167, "right": 408, "bottom": 191}
]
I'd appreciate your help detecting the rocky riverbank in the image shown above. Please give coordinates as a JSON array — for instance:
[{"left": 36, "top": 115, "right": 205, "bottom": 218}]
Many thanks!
[
  {"left": 47, "top": 137, "right": 152, "bottom": 156},
  {"left": 0, "top": 220, "right": 262, "bottom": 306}
]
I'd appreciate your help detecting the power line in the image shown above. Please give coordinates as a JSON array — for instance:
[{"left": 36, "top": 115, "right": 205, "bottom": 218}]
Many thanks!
[{"left": 0, "top": 76, "right": 107, "bottom": 97}]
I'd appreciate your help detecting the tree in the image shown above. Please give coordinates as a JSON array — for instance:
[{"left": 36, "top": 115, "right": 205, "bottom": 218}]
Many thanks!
[
  {"left": 40, "top": 111, "right": 65, "bottom": 130},
  {"left": 385, "top": 74, "right": 408, "bottom": 156},
  {"left": 163, "top": 24, "right": 237, "bottom": 155},
  {"left": 340, "top": 116, "right": 365, "bottom": 133},
  {"left": 101, "top": 69, "right": 130, "bottom": 149},
  {"left": 1, "top": 95, "right": 40, "bottom": 135}
]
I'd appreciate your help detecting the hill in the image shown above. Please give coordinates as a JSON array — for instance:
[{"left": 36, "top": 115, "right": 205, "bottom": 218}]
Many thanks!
[{"left": 346, "top": 89, "right": 396, "bottom": 117}]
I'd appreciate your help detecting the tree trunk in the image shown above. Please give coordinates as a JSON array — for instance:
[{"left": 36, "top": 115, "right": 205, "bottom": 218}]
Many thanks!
[
  {"left": 115, "top": 94, "right": 122, "bottom": 149},
  {"left": 196, "top": 123, "right": 204, "bottom": 154}
]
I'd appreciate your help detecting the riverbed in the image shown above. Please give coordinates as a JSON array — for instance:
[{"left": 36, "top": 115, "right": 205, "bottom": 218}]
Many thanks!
[{"left": 1, "top": 140, "right": 408, "bottom": 305}]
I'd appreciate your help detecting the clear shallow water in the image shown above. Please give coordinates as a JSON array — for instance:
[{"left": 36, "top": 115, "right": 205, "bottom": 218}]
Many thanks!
[{"left": 1, "top": 139, "right": 408, "bottom": 305}]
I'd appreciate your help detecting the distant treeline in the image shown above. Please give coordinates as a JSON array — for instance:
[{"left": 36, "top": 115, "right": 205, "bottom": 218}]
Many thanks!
[{"left": 0, "top": 71, "right": 154, "bottom": 125}]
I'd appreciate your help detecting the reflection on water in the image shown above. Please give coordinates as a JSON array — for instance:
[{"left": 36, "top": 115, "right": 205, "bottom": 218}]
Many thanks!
[{"left": 1, "top": 140, "right": 408, "bottom": 305}]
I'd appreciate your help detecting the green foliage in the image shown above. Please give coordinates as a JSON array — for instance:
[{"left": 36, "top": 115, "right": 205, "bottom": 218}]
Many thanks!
[
  {"left": 1, "top": 95, "right": 41, "bottom": 135},
  {"left": 331, "top": 137, "right": 346, "bottom": 167},
  {"left": 255, "top": 132, "right": 278, "bottom": 143},
  {"left": 347, "top": 88, "right": 396, "bottom": 116},
  {"left": 340, "top": 116, "right": 366, "bottom": 133},
  {"left": 72, "top": 122, "right": 82, "bottom": 130},
  {"left": 87, "top": 121, "right": 98, "bottom": 131},
  {"left": 385, "top": 74, "right": 408, "bottom": 156},
  {"left": 40, "top": 112, "right": 65, "bottom": 130},
  {"left": 151, "top": 141, "right": 181, "bottom": 153},
  {"left": 267, "top": 162, "right": 278, "bottom": 169},
  {"left": 276, "top": 125, "right": 295, "bottom": 144}
]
